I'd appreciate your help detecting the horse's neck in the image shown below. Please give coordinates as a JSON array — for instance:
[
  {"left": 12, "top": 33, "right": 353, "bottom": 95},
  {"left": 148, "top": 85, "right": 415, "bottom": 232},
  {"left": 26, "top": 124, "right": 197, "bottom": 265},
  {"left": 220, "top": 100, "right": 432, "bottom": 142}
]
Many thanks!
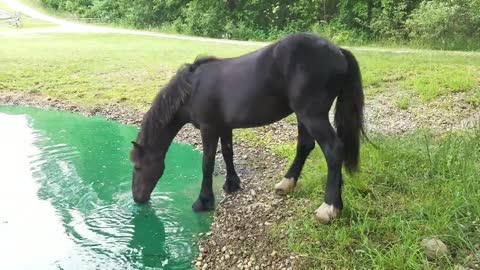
[{"left": 140, "top": 118, "right": 184, "bottom": 154}]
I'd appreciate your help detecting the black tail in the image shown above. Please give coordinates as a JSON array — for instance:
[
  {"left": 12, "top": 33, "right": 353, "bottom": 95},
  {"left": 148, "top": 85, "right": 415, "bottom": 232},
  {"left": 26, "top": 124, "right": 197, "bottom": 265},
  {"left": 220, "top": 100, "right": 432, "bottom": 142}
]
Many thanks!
[{"left": 335, "top": 48, "right": 365, "bottom": 174}]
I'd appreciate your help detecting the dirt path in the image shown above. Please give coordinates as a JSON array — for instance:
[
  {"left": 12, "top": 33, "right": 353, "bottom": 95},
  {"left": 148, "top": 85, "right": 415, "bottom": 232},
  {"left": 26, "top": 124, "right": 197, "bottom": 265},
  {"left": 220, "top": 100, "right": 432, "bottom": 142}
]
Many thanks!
[{"left": 0, "top": 0, "right": 265, "bottom": 46}]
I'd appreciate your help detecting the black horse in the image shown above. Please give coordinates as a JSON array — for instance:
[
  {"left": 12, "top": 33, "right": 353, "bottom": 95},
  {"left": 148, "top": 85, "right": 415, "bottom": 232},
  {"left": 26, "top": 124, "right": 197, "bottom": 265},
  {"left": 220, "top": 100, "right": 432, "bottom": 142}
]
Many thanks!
[{"left": 130, "top": 32, "right": 365, "bottom": 224}]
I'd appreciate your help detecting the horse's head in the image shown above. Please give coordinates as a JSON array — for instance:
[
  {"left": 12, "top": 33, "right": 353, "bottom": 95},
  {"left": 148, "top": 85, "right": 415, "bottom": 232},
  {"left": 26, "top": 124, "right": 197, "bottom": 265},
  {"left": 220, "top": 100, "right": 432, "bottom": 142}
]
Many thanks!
[{"left": 129, "top": 141, "right": 165, "bottom": 204}]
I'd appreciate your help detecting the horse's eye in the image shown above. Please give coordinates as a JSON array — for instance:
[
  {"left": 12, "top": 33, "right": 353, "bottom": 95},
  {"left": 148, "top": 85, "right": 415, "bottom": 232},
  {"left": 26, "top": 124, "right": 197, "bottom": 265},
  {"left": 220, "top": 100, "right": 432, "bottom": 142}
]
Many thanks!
[{"left": 134, "top": 166, "right": 141, "bottom": 171}]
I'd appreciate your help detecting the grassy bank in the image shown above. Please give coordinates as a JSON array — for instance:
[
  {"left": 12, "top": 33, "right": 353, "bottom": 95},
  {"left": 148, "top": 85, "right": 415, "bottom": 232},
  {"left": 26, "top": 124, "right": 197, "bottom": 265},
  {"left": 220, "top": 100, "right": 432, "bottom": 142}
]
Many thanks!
[
  {"left": 1, "top": 32, "right": 479, "bottom": 268},
  {"left": 0, "top": 34, "right": 253, "bottom": 109},
  {"left": 273, "top": 131, "right": 480, "bottom": 269},
  {"left": 1, "top": 33, "right": 479, "bottom": 110}
]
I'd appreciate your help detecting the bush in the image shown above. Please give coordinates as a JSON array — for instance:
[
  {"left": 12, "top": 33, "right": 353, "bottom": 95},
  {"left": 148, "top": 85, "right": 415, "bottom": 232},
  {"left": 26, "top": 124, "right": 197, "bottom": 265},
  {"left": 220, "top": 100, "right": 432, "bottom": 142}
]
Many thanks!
[
  {"left": 180, "top": 0, "right": 227, "bottom": 38},
  {"left": 370, "top": 1, "right": 409, "bottom": 41},
  {"left": 38, "top": 0, "right": 480, "bottom": 50},
  {"left": 406, "top": 0, "right": 480, "bottom": 50}
]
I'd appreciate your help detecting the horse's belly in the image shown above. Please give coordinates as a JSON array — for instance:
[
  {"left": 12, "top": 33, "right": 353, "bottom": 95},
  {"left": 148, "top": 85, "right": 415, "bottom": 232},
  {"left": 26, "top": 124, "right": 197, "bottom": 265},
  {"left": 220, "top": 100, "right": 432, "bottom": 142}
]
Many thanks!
[{"left": 225, "top": 98, "right": 292, "bottom": 128}]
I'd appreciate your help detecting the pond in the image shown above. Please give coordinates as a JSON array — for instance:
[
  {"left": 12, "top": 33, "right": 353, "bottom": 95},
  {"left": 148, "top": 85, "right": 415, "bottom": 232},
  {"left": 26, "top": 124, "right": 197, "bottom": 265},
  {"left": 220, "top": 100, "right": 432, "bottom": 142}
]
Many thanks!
[{"left": 0, "top": 105, "right": 216, "bottom": 270}]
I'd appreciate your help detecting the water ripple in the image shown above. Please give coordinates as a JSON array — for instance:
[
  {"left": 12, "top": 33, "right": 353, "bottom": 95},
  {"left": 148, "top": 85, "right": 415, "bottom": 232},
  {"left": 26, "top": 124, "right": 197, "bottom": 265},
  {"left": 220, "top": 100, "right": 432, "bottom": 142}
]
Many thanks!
[{"left": 0, "top": 107, "right": 211, "bottom": 270}]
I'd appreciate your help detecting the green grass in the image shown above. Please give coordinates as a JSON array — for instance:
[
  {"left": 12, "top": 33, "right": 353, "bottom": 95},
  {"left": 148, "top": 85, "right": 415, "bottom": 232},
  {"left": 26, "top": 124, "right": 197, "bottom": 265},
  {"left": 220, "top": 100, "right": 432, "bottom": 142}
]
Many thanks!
[
  {"left": 465, "top": 91, "right": 480, "bottom": 107},
  {"left": 356, "top": 51, "right": 480, "bottom": 100},
  {"left": 401, "top": 65, "right": 476, "bottom": 101},
  {"left": 1, "top": 34, "right": 479, "bottom": 111},
  {"left": 396, "top": 96, "right": 411, "bottom": 110},
  {"left": 273, "top": 130, "right": 480, "bottom": 269},
  {"left": 0, "top": 34, "right": 255, "bottom": 110}
]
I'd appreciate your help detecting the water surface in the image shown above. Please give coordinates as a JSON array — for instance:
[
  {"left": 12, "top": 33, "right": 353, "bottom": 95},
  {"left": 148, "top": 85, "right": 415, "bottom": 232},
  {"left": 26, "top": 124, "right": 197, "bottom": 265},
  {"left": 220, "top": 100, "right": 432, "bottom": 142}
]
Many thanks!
[{"left": 0, "top": 105, "right": 213, "bottom": 270}]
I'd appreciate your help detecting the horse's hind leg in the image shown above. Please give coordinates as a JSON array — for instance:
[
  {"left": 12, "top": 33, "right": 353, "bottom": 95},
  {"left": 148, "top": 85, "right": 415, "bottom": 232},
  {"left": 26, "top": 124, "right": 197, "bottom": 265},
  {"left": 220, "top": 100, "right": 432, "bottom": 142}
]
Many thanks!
[
  {"left": 297, "top": 112, "right": 344, "bottom": 224},
  {"left": 192, "top": 127, "right": 219, "bottom": 212},
  {"left": 275, "top": 120, "right": 315, "bottom": 195},
  {"left": 221, "top": 129, "right": 241, "bottom": 193}
]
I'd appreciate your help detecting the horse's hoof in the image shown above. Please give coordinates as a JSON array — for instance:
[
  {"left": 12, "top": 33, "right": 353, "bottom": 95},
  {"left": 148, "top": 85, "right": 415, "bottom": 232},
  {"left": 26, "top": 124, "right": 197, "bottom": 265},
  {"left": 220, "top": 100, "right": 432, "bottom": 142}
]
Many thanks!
[
  {"left": 223, "top": 175, "right": 241, "bottom": 194},
  {"left": 314, "top": 203, "right": 340, "bottom": 224},
  {"left": 274, "top": 178, "right": 296, "bottom": 195},
  {"left": 192, "top": 197, "right": 215, "bottom": 212}
]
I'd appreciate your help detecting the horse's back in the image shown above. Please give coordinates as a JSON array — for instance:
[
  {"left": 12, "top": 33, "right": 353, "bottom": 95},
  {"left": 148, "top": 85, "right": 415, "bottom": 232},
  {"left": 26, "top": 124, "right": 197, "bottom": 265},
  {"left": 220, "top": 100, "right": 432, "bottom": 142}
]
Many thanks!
[
  {"left": 188, "top": 44, "right": 292, "bottom": 128},
  {"left": 187, "top": 33, "right": 350, "bottom": 128},
  {"left": 274, "top": 32, "right": 348, "bottom": 79}
]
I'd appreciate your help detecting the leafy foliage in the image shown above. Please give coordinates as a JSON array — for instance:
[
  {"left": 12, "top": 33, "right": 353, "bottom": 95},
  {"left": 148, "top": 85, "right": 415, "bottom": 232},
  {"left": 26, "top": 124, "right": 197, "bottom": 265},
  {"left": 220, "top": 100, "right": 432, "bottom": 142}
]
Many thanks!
[
  {"left": 39, "top": 0, "right": 480, "bottom": 50},
  {"left": 406, "top": 0, "right": 480, "bottom": 50}
]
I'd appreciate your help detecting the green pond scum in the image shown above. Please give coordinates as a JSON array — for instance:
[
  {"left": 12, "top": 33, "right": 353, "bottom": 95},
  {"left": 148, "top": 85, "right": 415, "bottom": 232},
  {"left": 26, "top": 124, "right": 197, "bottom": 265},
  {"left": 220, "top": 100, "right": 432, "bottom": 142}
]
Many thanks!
[{"left": 0, "top": 105, "right": 214, "bottom": 270}]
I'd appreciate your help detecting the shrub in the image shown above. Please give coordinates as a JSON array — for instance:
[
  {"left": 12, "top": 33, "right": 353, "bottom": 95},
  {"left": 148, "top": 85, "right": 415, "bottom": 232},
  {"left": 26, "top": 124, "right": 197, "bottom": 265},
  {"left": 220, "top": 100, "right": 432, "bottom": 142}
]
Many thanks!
[
  {"left": 181, "top": 0, "right": 227, "bottom": 38},
  {"left": 406, "top": 0, "right": 480, "bottom": 50}
]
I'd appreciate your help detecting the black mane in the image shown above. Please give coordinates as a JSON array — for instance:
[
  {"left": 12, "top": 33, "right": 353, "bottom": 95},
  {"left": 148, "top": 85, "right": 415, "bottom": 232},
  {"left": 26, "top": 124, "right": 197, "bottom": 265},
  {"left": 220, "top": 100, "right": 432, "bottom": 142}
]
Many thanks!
[{"left": 137, "top": 56, "right": 219, "bottom": 146}]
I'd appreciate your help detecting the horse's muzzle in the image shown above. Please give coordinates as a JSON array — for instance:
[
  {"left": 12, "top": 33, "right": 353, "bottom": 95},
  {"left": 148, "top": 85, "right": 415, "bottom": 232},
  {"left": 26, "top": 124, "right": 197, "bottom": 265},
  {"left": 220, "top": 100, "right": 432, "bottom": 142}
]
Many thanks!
[{"left": 132, "top": 193, "right": 150, "bottom": 204}]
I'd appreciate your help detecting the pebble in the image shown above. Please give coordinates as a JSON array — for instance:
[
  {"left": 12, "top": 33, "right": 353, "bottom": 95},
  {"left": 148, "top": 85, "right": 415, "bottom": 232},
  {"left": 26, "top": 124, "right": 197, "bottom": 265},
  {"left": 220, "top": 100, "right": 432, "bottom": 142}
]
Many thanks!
[{"left": 420, "top": 238, "right": 448, "bottom": 260}]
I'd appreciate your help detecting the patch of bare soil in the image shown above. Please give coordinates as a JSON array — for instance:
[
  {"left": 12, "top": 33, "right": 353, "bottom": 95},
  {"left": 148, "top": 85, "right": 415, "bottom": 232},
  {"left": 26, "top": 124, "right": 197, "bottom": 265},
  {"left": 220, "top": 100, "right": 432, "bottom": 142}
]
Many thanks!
[{"left": 364, "top": 90, "right": 479, "bottom": 135}]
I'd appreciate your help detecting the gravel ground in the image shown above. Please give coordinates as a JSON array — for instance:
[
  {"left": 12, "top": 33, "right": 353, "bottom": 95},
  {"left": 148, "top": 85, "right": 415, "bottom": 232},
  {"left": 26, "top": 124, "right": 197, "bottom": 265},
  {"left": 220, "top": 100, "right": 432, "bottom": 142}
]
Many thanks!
[{"left": 1, "top": 90, "right": 478, "bottom": 269}]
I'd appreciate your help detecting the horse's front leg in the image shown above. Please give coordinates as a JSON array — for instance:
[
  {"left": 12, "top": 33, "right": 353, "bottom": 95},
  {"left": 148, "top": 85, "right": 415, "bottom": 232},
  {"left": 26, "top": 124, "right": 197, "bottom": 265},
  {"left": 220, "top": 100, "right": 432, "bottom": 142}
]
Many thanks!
[
  {"left": 192, "top": 127, "right": 219, "bottom": 212},
  {"left": 221, "top": 129, "right": 241, "bottom": 193}
]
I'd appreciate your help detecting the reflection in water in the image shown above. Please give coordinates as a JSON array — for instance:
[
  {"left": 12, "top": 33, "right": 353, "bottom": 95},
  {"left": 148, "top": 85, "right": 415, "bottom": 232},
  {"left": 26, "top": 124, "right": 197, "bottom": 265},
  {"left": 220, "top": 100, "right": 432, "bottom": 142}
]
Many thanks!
[
  {"left": 0, "top": 106, "right": 215, "bottom": 270},
  {"left": 130, "top": 206, "right": 168, "bottom": 268},
  {"left": 0, "top": 112, "right": 73, "bottom": 270}
]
